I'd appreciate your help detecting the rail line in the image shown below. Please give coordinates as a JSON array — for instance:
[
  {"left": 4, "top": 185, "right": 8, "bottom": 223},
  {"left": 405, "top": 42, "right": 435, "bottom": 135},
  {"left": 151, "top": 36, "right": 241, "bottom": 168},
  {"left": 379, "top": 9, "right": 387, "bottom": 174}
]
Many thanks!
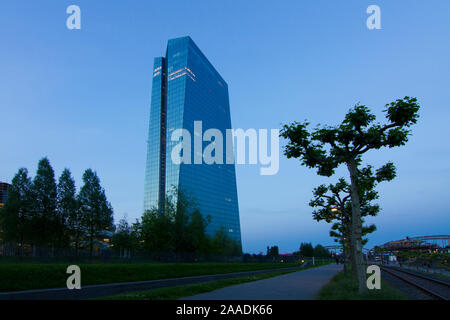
[{"left": 380, "top": 265, "right": 450, "bottom": 300}]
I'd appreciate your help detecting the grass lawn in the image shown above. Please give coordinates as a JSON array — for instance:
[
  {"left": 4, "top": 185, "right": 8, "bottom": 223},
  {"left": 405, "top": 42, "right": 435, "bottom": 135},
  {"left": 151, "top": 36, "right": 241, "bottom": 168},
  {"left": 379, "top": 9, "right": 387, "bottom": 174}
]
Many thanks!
[
  {"left": 317, "top": 270, "right": 406, "bottom": 300},
  {"left": 99, "top": 260, "right": 332, "bottom": 300},
  {"left": 0, "top": 262, "right": 303, "bottom": 292}
]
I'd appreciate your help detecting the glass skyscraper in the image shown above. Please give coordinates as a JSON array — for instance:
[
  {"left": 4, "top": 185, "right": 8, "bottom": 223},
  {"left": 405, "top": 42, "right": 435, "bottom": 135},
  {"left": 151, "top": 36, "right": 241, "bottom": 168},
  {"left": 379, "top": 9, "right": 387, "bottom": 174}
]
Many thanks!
[{"left": 143, "top": 36, "right": 241, "bottom": 244}]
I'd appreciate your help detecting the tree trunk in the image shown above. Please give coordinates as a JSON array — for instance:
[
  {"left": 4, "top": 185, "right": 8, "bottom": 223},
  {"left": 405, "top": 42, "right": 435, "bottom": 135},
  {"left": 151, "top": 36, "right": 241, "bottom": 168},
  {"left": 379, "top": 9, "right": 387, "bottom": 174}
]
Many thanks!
[
  {"left": 75, "top": 231, "right": 79, "bottom": 258},
  {"left": 343, "top": 218, "right": 357, "bottom": 279},
  {"left": 19, "top": 231, "right": 24, "bottom": 257},
  {"left": 89, "top": 222, "right": 94, "bottom": 257},
  {"left": 342, "top": 239, "right": 347, "bottom": 274},
  {"left": 347, "top": 158, "right": 366, "bottom": 293},
  {"left": 89, "top": 235, "right": 93, "bottom": 257},
  {"left": 347, "top": 223, "right": 358, "bottom": 279},
  {"left": 346, "top": 247, "right": 352, "bottom": 274}
]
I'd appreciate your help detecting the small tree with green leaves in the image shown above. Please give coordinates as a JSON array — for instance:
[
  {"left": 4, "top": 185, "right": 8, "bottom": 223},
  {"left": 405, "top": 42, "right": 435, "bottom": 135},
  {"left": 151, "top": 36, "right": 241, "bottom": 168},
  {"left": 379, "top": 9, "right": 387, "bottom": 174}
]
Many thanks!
[
  {"left": 141, "top": 188, "right": 214, "bottom": 255},
  {"left": 187, "top": 210, "right": 210, "bottom": 253},
  {"left": 141, "top": 197, "right": 176, "bottom": 254},
  {"left": 112, "top": 217, "right": 132, "bottom": 257},
  {"left": 267, "top": 245, "right": 279, "bottom": 257},
  {"left": 67, "top": 197, "right": 84, "bottom": 256},
  {"left": 210, "top": 226, "right": 242, "bottom": 256},
  {"left": 172, "top": 190, "right": 196, "bottom": 253},
  {"left": 31, "top": 157, "right": 58, "bottom": 249},
  {"left": 281, "top": 97, "right": 420, "bottom": 292},
  {"left": 129, "top": 219, "right": 142, "bottom": 252},
  {"left": 78, "top": 169, "right": 114, "bottom": 256},
  {"left": 313, "top": 244, "right": 330, "bottom": 258},
  {"left": 56, "top": 168, "right": 77, "bottom": 249},
  {"left": 141, "top": 187, "right": 241, "bottom": 257},
  {"left": 299, "top": 242, "right": 314, "bottom": 257}
]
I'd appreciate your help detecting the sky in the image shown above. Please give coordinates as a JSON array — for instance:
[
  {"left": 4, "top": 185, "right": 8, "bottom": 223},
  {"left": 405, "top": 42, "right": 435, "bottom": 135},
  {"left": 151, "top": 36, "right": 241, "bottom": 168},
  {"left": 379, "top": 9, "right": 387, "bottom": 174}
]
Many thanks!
[{"left": 1, "top": 0, "right": 449, "bottom": 254}]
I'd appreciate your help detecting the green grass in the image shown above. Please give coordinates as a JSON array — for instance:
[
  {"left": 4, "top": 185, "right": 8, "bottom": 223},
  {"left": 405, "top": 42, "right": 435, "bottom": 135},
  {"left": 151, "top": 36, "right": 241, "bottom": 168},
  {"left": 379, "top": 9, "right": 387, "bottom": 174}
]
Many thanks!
[
  {"left": 317, "top": 270, "right": 406, "bottom": 300},
  {"left": 99, "top": 260, "right": 332, "bottom": 300},
  {"left": 0, "top": 262, "right": 303, "bottom": 292},
  {"left": 99, "top": 270, "right": 297, "bottom": 300}
]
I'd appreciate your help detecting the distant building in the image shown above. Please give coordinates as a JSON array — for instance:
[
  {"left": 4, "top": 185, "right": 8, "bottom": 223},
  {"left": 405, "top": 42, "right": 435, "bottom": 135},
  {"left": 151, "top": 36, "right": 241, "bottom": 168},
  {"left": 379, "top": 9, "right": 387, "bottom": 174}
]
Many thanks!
[
  {"left": 381, "top": 235, "right": 450, "bottom": 251},
  {"left": 143, "top": 36, "right": 241, "bottom": 244},
  {"left": 0, "top": 182, "right": 10, "bottom": 208}
]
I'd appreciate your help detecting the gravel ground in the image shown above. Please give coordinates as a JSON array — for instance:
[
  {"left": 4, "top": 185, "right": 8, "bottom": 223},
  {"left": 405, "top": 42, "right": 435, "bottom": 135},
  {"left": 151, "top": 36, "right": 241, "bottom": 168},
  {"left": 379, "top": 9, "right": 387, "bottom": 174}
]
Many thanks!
[
  {"left": 396, "top": 266, "right": 450, "bottom": 284},
  {"left": 399, "top": 265, "right": 450, "bottom": 279},
  {"left": 382, "top": 272, "right": 436, "bottom": 300}
]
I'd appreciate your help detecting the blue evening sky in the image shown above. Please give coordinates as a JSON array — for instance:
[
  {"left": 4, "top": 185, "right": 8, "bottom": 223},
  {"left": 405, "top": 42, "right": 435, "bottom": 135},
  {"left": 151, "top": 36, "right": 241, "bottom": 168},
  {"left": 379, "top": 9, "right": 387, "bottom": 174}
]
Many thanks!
[{"left": 1, "top": 1, "right": 449, "bottom": 253}]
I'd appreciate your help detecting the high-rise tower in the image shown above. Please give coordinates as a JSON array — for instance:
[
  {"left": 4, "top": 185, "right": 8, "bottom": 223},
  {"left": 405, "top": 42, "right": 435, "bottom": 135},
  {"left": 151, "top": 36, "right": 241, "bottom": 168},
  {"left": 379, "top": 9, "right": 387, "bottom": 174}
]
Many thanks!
[{"left": 143, "top": 36, "right": 241, "bottom": 243}]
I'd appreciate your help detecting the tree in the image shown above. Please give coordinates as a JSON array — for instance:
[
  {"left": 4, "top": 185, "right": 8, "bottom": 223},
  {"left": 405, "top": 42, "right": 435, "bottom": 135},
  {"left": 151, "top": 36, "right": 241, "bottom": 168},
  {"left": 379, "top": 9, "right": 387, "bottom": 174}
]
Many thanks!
[
  {"left": 172, "top": 190, "right": 194, "bottom": 253},
  {"left": 56, "top": 169, "right": 77, "bottom": 249},
  {"left": 129, "top": 219, "right": 142, "bottom": 253},
  {"left": 140, "top": 188, "right": 241, "bottom": 257},
  {"left": 299, "top": 242, "right": 314, "bottom": 257},
  {"left": 281, "top": 97, "right": 420, "bottom": 292},
  {"left": 141, "top": 206, "right": 174, "bottom": 253},
  {"left": 78, "top": 169, "right": 114, "bottom": 256},
  {"left": 141, "top": 188, "right": 212, "bottom": 255},
  {"left": 31, "top": 157, "right": 58, "bottom": 249},
  {"left": 310, "top": 163, "right": 394, "bottom": 274},
  {"left": 111, "top": 217, "right": 142, "bottom": 257},
  {"left": 112, "top": 217, "right": 132, "bottom": 257},
  {"left": 0, "top": 168, "right": 33, "bottom": 256},
  {"left": 210, "top": 226, "right": 242, "bottom": 256},
  {"left": 313, "top": 244, "right": 330, "bottom": 258},
  {"left": 67, "top": 197, "right": 83, "bottom": 256},
  {"left": 267, "top": 245, "right": 279, "bottom": 256},
  {"left": 187, "top": 210, "right": 210, "bottom": 253}
]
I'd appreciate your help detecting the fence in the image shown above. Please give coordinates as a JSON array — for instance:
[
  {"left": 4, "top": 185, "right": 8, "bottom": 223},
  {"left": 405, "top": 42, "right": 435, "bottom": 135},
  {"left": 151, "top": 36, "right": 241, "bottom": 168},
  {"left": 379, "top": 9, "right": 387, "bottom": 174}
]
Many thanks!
[
  {"left": 0, "top": 243, "right": 243, "bottom": 263},
  {"left": 0, "top": 242, "right": 331, "bottom": 264}
]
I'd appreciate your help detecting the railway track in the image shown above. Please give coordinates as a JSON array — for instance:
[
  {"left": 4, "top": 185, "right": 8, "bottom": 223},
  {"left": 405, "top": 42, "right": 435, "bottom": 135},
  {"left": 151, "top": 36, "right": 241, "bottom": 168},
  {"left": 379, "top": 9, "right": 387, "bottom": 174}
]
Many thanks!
[{"left": 380, "top": 265, "right": 450, "bottom": 300}]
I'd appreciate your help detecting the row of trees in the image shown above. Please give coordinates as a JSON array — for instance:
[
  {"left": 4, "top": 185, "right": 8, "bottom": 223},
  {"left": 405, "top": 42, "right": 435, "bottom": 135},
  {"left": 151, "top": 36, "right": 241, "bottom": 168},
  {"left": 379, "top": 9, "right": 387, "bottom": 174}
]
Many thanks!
[
  {"left": 112, "top": 188, "right": 242, "bottom": 257},
  {"left": 281, "top": 96, "right": 420, "bottom": 292},
  {"left": 266, "top": 243, "right": 330, "bottom": 257},
  {"left": 266, "top": 245, "right": 279, "bottom": 256},
  {"left": 0, "top": 157, "right": 114, "bottom": 256},
  {"left": 296, "top": 242, "right": 331, "bottom": 258},
  {"left": 1, "top": 159, "right": 240, "bottom": 259}
]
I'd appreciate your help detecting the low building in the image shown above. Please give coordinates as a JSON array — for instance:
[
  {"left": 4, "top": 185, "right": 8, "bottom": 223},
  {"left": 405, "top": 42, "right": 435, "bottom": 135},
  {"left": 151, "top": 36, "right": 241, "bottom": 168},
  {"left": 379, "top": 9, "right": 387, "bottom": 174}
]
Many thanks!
[{"left": 0, "top": 182, "right": 10, "bottom": 209}]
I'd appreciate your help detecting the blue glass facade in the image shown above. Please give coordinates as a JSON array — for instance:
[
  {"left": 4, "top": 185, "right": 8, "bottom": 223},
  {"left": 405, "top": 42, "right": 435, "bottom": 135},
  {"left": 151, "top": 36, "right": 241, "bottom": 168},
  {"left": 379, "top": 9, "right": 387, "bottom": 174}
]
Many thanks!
[{"left": 144, "top": 37, "right": 241, "bottom": 244}]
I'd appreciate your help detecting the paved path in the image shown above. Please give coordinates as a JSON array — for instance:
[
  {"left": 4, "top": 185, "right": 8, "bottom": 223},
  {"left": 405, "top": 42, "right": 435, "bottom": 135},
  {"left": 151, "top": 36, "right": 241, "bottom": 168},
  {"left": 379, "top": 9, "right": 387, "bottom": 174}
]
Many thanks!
[
  {"left": 0, "top": 266, "right": 306, "bottom": 300},
  {"left": 184, "top": 263, "right": 342, "bottom": 300}
]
